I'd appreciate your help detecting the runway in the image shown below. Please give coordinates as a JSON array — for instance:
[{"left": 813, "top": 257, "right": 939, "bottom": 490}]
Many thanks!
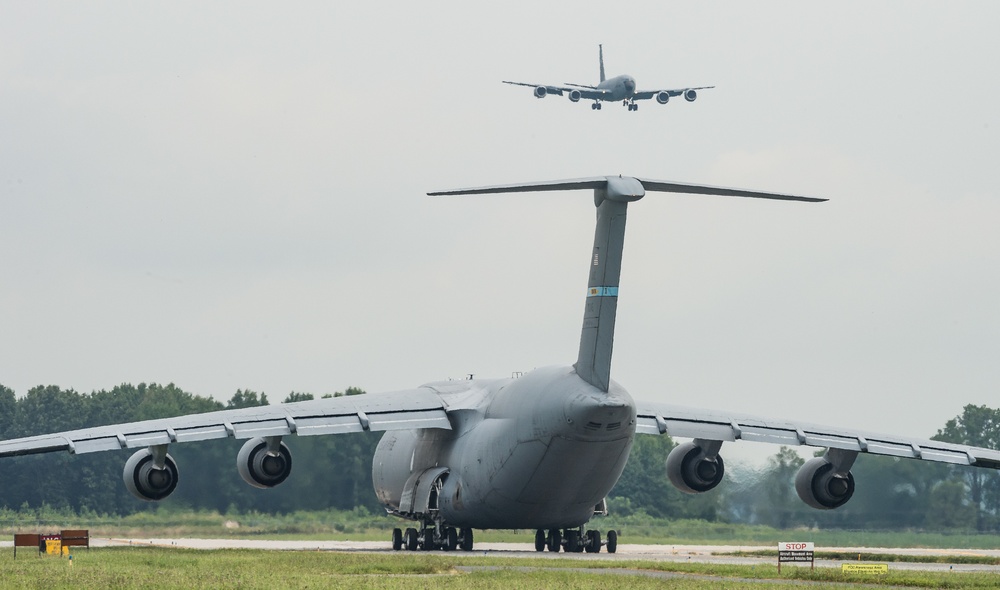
[{"left": 88, "top": 538, "right": 1000, "bottom": 573}]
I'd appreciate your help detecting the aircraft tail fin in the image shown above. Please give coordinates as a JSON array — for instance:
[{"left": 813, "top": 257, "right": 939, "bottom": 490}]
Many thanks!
[
  {"left": 428, "top": 176, "right": 824, "bottom": 392},
  {"left": 599, "top": 44, "right": 606, "bottom": 83}
]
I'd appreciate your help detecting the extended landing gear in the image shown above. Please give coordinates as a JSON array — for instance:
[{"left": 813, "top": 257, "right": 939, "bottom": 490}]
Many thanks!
[
  {"left": 534, "top": 528, "right": 617, "bottom": 554},
  {"left": 392, "top": 525, "right": 473, "bottom": 552},
  {"left": 624, "top": 101, "right": 638, "bottom": 112},
  {"left": 591, "top": 102, "right": 602, "bottom": 110}
]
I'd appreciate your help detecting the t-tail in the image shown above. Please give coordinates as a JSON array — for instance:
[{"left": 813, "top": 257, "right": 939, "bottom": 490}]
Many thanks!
[
  {"left": 428, "top": 176, "right": 825, "bottom": 392},
  {"left": 598, "top": 44, "right": 606, "bottom": 83}
]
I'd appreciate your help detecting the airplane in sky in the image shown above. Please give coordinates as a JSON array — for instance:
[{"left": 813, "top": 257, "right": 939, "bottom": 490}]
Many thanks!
[
  {"left": 2, "top": 175, "right": 999, "bottom": 555},
  {"left": 503, "top": 45, "right": 714, "bottom": 111}
]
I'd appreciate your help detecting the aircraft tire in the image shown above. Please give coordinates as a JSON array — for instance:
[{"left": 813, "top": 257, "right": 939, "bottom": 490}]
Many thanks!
[
  {"left": 404, "top": 528, "right": 418, "bottom": 551},
  {"left": 606, "top": 530, "right": 618, "bottom": 554},
  {"left": 443, "top": 527, "right": 458, "bottom": 551},
  {"left": 587, "top": 529, "right": 601, "bottom": 553},
  {"left": 459, "top": 527, "right": 474, "bottom": 551},
  {"left": 534, "top": 529, "right": 546, "bottom": 551},
  {"left": 565, "top": 529, "right": 581, "bottom": 553},
  {"left": 391, "top": 528, "right": 403, "bottom": 551},
  {"left": 547, "top": 529, "right": 561, "bottom": 552}
]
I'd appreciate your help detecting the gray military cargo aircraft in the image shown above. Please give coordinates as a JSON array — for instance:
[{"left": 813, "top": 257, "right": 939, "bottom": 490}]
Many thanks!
[
  {"left": 503, "top": 45, "right": 714, "bottom": 111},
  {"left": 2, "top": 175, "right": 999, "bottom": 555}
]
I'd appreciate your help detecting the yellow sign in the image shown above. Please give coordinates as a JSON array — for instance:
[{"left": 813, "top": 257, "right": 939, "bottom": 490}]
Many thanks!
[
  {"left": 842, "top": 563, "right": 888, "bottom": 574},
  {"left": 44, "top": 539, "right": 62, "bottom": 555}
]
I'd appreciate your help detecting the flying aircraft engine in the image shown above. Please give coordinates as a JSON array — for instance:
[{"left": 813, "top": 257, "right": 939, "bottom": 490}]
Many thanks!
[
  {"left": 684, "top": 89, "right": 698, "bottom": 102},
  {"left": 534, "top": 86, "right": 547, "bottom": 98},
  {"left": 123, "top": 447, "right": 179, "bottom": 501},
  {"left": 568, "top": 89, "right": 581, "bottom": 102},
  {"left": 238, "top": 437, "right": 293, "bottom": 489},
  {"left": 665, "top": 440, "right": 725, "bottom": 493},
  {"left": 655, "top": 91, "right": 670, "bottom": 104}
]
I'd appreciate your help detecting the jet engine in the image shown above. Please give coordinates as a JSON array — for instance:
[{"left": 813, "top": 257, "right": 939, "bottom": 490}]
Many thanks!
[
  {"left": 237, "top": 437, "right": 293, "bottom": 489},
  {"left": 665, "top": 440, "right": 725, "bottom": 493},
  {"left": 568, "top": 89, "right": 582, "bottom": 103},
  {"left": 534, "top": 86, "right": 548, "bottom": 99},
  {"left": 655, "top": 91, "right": 670, "bottom": 105},
  {"left": 123, "top": 447, "right": 179, "bottom": 501},
  {"left": 795, "top": 456, "right": 855, "bottom": 509},
  {"left": 684, "top": 89, "right": 698, "bottom": 102}
]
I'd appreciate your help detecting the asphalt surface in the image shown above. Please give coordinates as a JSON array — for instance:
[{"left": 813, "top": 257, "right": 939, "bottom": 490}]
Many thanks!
[{"left": 78, "top": 538, "right": 1000, "bottom": 573}]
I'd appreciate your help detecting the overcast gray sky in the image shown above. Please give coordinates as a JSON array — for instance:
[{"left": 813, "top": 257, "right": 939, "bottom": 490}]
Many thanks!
[{"left": 2, "top": 2, "right": 998, "bottom": 462}]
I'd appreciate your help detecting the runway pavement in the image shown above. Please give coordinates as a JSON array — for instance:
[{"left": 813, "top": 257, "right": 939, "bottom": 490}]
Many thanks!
[{"left": 81, "top": 538, "right": 1000, "bottom": 573}]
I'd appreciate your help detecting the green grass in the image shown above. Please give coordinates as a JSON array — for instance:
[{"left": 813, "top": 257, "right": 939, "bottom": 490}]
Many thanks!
[
  {"left": 1, "top": 547, "right": 997, "bottom": 590},
  {"left": 4, "top": 506, "right": 999, "bottom": 549}
]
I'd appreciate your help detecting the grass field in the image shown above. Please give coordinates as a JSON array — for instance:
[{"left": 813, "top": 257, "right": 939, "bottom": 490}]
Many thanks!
[
  {"left": 1, "top": 547, "right": 998, "bottom": 589},
  {"left": 4, "top": 507, "right": 999, "bottom": 550}
]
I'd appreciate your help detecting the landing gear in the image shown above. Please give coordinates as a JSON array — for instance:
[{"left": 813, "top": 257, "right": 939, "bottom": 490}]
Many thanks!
[
  {"left": 394, "top": 523, "right": 473, "bottom": 551},
  {"left": 539, "top": 527, "right": 614, "bottom": 553},
  {"left": 625, "top": 102, "right": 638, "bottom": 111},
  {"left": 404, "top": 527, "right": 418, "bottom": 551},
  {"left": 547, "top": 528, "right": 561, "bottom": 552},
  {"left": 565, "top": 529, "right": 582, "bottom": 553},
  {"left": 591, "top": 102, "right": 602, "bottom": 110},
  {"left": 459, "top": 527, "right": 474, "bottom": 551}
]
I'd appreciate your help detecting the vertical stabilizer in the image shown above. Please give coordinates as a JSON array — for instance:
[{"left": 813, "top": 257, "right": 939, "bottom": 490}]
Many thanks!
[
  {"left": 576, "top": 196, "right": 626, "bottom": 392},
  {"left": 574, "top": 176, "right": 643, "bottom": 392},
  {"left": 598, "top": 44, "right": 606, "bottom": 82},
  {"left": 427, "top": 174, "right": 821, "bottom": 392}
]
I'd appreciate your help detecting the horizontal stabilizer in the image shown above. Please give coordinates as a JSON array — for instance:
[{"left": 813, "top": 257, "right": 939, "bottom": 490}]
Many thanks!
[{"left": 429, "top": 176, "right": 825, "bottom": 203}]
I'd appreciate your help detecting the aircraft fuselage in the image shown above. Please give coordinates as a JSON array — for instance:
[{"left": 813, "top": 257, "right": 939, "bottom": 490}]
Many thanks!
[
  {"left": 372, "top": 365, "right": 636, "bottom": 529},
  {"left": 596, "top": 74, "right": 637, "bottom": 102}
]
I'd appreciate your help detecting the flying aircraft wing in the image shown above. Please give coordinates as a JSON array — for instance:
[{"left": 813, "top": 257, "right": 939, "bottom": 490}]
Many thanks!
[
  {"left": 633, "top": 85, "right": 715, "bottom": 101},
  {"left": 635, "top": 400, "right": 1000, "bottom": 469},
  {"left": 0, "top": 388, "right": 451, "bottom": 459},
  {"left": 502, "top": 80, "right": 611, "bottom": 101}
]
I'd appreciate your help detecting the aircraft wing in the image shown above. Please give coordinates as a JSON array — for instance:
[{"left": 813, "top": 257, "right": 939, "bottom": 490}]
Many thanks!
[
  {"left": 633, "top": 85, "right": 715, "bottom": 101},
  {"left": 635, "top": 400, "right": 1000, "bottom": 469},
  {"left": 502, "top": 81, "right": 611, "bottom": 101},
  {"left": 0, "top": 388, "right": 451, "bottom": 459}
]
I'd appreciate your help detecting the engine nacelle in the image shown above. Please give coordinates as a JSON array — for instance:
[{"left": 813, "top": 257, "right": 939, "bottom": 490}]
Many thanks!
[
  {"left": 665, "top": 441, "right": 725, "bottom": 493},
  {"left": 795, "top": 457, "right": 855, "bottom": 509},
  {"left": 534, "top": 86, "right": 547, "bottom": 99},
  {"left": 655, "top": 91, "right": 670, "bottom": 105},
  {"left": 568, "top": 89, "right": 582, "bottom": 103},
  {"left": 123, "top": 447, "right": 179, "bottom": 501},
  {"left": 237, "top": 437, "right": 293, "bottom": 489},
  {"left": 684, "top": 89, "right": 698, "bottom": 102}
]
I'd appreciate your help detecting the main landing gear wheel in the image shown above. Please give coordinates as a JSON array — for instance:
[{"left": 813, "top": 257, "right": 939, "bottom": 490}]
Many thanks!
[
  {"left": 606, "top": 530, "right": 618, "bottom": 554},
  {"left": 404, "top": 527, "right": 418, "bottom": 551},
  {"left": 534, "top": 529, "right": 546, "bottom": 552},
  {"left": 547, "top": 528, "right": 562, "bottom": 552},
  {"left": 565, "top": 529, "right": 583, "bottom": 553},
  {"left": 442, "top": 527, "right": 458, "bottom": 551},
  {"left": 459, "top": 527, "right": 474, "bottom": 551},
  {"left": 391, "top": 528, "right": 403, "bottom": 551},
  {"left": 585, "top": 529, "right": 601, "bottom": 553}
]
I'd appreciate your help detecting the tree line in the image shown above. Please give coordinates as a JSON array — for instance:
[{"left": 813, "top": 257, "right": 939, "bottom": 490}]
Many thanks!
[{"left": 0, "top": 382, "right": 997, "bottom": 532}]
